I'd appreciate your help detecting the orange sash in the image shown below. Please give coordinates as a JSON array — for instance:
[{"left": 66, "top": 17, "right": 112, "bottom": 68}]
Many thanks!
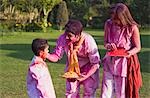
[
  {"left": 62, "top": 35, "right": 84, "bottom": 78},
  {"left": 68, "top": 36, "right": 84, "bottom": 75}
]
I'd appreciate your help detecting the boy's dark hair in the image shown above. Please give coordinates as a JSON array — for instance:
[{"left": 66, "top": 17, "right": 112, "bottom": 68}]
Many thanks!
[
  {"left": 65, "top": 19, "right": 83, "bottom": 35},
  {"left": 32, "top": 38, "right": 49, "bottom": 56}
]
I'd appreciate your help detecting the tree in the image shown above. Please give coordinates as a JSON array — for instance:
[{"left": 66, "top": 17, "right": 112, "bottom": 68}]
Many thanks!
[
  {"left": 40, "top": 0, "right": 62, "bottom": 32},
  {"left": 56, "top": 1, "right": 68, "bottom": 31},
  {"left": 129, "top": 0, "right": 150, "bottom": 27},
  {"left": 87, "top": 0, "right": 110, "bottom": 28},
  {"left": 66, "top": 0, "right": 89, "bottom": 27}
]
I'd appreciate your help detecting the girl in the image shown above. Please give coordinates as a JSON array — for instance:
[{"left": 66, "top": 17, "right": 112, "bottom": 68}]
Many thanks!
[{"left": 101, "top": 3, "right": 142, "bottom": 98}]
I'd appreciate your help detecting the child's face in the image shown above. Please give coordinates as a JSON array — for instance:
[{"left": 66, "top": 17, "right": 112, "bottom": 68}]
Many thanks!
[{"left": 40, "top": 46, "right": 49, "bottom": 59}]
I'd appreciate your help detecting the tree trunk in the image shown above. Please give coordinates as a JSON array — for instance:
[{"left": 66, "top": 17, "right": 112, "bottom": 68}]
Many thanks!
[
  {"left": 41, "top": 7, "right": 48, "bottom": 33},
  {"left": 42, "top": 15, "right": 48, "bottom": 32}
]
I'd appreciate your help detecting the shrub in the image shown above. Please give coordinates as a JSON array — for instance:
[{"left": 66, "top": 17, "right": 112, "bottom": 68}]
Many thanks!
[
  {"left": 24, "top": 22, "right": 42, "bottom": 32},
  {"left": 88, "top": 17, "right": 103, "bottom": 29}
]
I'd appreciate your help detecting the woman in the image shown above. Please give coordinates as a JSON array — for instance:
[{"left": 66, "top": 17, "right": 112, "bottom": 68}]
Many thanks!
[{"left": 101, "top": 3, "right": 142, "bottom": 98}]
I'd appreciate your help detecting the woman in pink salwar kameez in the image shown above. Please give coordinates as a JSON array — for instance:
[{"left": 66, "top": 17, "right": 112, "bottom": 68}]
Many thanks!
[
  {"left": 26, "top": 38, "right": 56, "bottom": 98},
  {"left": 101, "top": 3, "right": 142, "bottom": 98},
  {"left": 47, "top": 19, "right": 101, "bottom": 98}
]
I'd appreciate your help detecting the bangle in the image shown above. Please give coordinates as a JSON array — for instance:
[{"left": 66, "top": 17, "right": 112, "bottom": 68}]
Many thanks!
[{"left": 105, "top": 44, "right": 111, "bottom": 49}]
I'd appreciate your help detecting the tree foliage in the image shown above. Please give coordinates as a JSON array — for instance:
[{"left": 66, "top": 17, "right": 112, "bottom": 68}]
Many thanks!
[
  {"left": 0, "top": 0, "right": 149, "bottom": 32},
  {"left": 56, "top": 1, "right": 69, "bottom": 31},
  {"left": 65, "top": 0, "right": 89, "bottom": 26},
  {"left": 39, "top": 0, "right": 61, "bottom": 32},
  {"left": 129, "top": 0, "right": 150, "bottom": 26}
]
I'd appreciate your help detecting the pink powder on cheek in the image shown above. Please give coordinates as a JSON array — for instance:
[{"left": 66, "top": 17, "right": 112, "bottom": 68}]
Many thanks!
[
  {"left": 67, "top": 37, "right": 77, "bottom": 44},
  {"left": 71, "top": 37, "right": 77, "bottom": 42}
]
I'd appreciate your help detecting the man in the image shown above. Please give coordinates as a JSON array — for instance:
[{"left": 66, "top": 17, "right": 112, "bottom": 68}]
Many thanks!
[{"left": 47, "top": 19, "right": 101, "bottom": 98}]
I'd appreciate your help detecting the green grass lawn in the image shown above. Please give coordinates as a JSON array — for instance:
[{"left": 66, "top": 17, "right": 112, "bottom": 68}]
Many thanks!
[{"left": 0, "top": 29, "right": 150, "bottom": 98}]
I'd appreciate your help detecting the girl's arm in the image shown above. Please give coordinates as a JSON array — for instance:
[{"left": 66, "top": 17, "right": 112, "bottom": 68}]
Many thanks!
[
  {"left": 104, "top": 20, "right": 117, "bottom": 51},
  {"left": 104, "top": 21, "right": 109, "bottom": 49},
  {"left": 127, "top": 25, "right": 141, "bottom": 56}
]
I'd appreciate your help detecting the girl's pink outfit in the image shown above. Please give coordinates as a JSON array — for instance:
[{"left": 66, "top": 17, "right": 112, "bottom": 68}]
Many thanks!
[
  {"left": 101, "top": 19, "right": 139, "bottom": 98},
  {"left": 27, "top": 56, "right": 56, "bottom": 98},
  {"left": 49, "top": 32, "right": 100, "bottom": 98}
]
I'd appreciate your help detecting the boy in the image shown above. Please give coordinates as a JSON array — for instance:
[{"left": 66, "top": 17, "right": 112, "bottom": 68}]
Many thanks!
[{"left": 26, "top": 38, "right": 56, "bottom": 98}]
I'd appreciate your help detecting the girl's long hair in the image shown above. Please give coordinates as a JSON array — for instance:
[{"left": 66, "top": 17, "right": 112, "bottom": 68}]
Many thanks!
[{"left": 113, "top": 3, "right": 139, "bottom": 27}]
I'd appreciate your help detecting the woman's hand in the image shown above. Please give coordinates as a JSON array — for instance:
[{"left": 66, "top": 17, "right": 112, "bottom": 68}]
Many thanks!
[
  {"left": 125, "top": 51, "right": 132, "bottom": 58},
  {"left": 105, "top": 43, "right": 117, "bottom": 51},
  {"left": 110, "top": 43, "right": 117, "bottom": 50}
]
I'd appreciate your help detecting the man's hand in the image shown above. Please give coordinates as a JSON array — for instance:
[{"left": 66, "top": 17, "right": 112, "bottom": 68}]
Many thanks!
[{"left": 77, "top": 74, "right": 87, "bottom": 82}]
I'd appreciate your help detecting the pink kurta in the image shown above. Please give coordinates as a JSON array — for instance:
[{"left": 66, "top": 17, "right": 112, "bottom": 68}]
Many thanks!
[
  {"left": 103, "top": 19, "right": 137, "bottom": 77},
  {"left": 26, "top": 56, "right": 56, "bottom": 98},
  {"left": 53, "top": 32, "right": 100, "bottom": 97},
  {"left": 101, "top": 19, "right": 139, "bottom": 98}
]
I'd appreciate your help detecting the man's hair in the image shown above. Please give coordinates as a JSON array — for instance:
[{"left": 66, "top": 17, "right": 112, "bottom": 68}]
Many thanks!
[
  {"left": 65, "top": 19, "right": 83, "bottom": 35},
  {"left": 32, "top": 38, "right": 49, "bottom": 56}
]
